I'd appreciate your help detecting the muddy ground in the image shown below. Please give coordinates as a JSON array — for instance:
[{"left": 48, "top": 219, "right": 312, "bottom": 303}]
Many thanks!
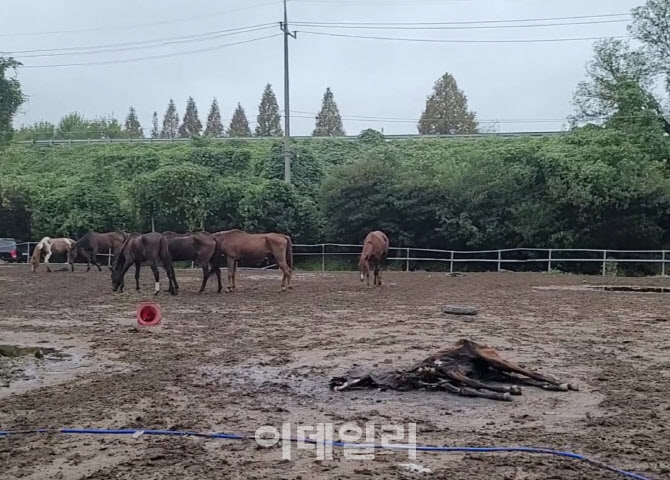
[{"left": 1, "top": 266, "right": 669, "bottom": 479}]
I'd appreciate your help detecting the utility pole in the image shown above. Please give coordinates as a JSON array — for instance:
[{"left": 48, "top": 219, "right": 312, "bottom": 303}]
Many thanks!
[{"left": 281, "top": 0, "right": 296, "bottom": 184}]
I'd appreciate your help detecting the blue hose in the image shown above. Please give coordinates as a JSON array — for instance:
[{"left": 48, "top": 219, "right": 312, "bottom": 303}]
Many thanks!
[{"left": 0, "top": 428, "right": 650, "bottom": 480}]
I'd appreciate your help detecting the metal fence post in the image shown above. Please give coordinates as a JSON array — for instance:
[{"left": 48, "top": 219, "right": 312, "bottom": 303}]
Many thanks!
[
  {"left": 602, "top": 250, "right": 607, "bottom": 276},
  {"left": 547, "top": 249, "right": 552, "bottom": 273},
  {"left": 321, "top": 244, "right": 325, "bottom": 272},
  {"left": 108, "top": 248, "right": 112, "bottom": 267},
  {"left": 497, "top": 250, "right": 502, "bottom": 272},
  {"left": 406, "top": 248, "right": 410, "bottom": 272},
  {"left": 663, "top": 250, "right": 666, "bottom": 277},
  {"left": 450, "top": 251, "right": 454, "bottom": 273}
]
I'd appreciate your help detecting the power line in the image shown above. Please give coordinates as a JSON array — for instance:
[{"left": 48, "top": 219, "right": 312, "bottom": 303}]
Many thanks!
[
  {"left": 298, "top": 30, "right": 629, "bottom": 43},
  {"left": 4, "top": 24, "right": 277, "bottom": 55},
  {"left": 0, "top": 1, "right": 281, "bottom": 37},
  {"left": 293, "top": 19, "right": 630, "bottom": 30},
  {"left": 291, "top": 13, "right": 632, "bottom": 26},
  {"left": 20, "top": 34, "right": 281, "bottom": 68}
]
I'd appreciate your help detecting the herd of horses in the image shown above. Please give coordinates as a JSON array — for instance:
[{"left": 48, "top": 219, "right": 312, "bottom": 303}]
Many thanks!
[{"left": 30, "top": 229, "right": 390, "bottom": 295}]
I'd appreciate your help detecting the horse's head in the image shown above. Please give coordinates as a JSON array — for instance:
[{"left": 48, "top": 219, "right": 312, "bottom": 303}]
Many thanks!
[
  {"left": 67, "top": 244, "right": 79, "bottom": 265},
  {"left": 111, "top": 264, "right": 124, "bottom": 292},
  {"left": 358, "top": 256, "right": 370, "bottom": 282}
]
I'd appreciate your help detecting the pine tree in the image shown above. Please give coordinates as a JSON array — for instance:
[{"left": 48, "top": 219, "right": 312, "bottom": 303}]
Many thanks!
[
  {"left": 418, "top": 73, "right": 478, "bottom": 134},
  {"left": 160, "top": 99, "right": 179, "bottom": 139},
  {"left": 150, "top": 111, "right": 159, "bottom": 138},
  {"left": 204, "top": 98, "right": 224, "bottom": 137},
  {"left": 255, "top": 83, "right": 283, "bottom": 137},
  {"left": 179, "top": 96, "right": 202, "bottom": 138},
  {"left": 313, "top": 88, "right": 345, "bottom": 136},
  {"left": 124, "top": 106, "right": 143, "bottom": 138},
  {"left": 227, "top": 103, "right": 251, "bottom": 137}
]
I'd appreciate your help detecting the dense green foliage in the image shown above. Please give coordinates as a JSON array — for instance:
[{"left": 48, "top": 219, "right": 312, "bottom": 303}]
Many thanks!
[
  {"left": 0, "top": 57, "right": 25, "bottom": 146},
  {"left": 2, "top": 126, "right": 669, "bottom": 250}
]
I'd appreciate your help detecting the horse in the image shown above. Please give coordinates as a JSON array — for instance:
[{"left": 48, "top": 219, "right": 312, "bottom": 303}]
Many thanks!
[
  {"left": 31, "top": 237, "right": 75, "bottom": 273},
  {"left": 359, "top": 231, "right": 389, "bottom": 286},
  {"left": 162, "top": 231, "right": 222, "bottom": 293},
  {"left": 68, "top": 231, "right": 128, "bottom": 272},
  {"left": 213, "top": 229, "right": 293, "bottom": 292},
  {"left": 111, "top": 233, "right": 178, "bottom": 295}
]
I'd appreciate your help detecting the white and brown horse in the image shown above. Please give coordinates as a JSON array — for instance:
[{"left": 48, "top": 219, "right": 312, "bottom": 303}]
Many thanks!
[{"left": 31, "top": 237, "right": 75, "bottom": 273}]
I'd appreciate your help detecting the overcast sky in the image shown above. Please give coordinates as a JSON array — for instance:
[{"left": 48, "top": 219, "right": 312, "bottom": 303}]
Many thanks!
[{"left": 3, "top": 0, "right": 642, "bottom": 135}]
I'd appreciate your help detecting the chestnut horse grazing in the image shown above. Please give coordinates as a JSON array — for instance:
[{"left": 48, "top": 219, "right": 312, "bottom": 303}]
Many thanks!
[
  {"left": 111, "top": 233, "right": 178, "bottom": 295},
  {"left": 162, "top": 231, "right": 222, "bottom": 293},
  {"left": 359, "top": 231, "right": 389, "bottom": 286},
  {"left": 213, "top": 229, "right": 293, "bottom": 292},
  {"left": 68, "top": 231, "right": 128, "bottom": 272},
  {"left": 31, "top": 237, "right": 75, "bottom": 273}
]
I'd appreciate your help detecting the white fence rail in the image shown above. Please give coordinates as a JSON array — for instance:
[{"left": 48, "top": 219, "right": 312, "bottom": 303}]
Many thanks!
[{"left": 11, "top": 242, "right": 669, "bottom": 276}]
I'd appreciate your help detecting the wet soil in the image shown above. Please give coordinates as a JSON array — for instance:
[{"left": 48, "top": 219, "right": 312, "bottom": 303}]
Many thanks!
[{"left": 1, "top": 267, "right": 669, "bottom": 479}]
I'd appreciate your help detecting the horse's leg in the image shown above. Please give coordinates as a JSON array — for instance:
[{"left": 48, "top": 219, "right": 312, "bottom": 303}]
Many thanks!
[
  {"left": 232, "top": 260, "right": 238, "bottom": 291},
  {"left": 374, "top": 260, "right": 381, "bottom": 286},
  {"left": 44, "top": 248, "right": 53, "bottom": 273},
  {"left": 276, "top": 256, "right": 290, "bottom": 292},
  {"left": 225, "top": 257, "right": 235, "bottom": 292},
  {"left": 214, "top": 263, "right": 222, "bottom": 293},
  {"left": 91, "top": 248, "right": 102, "bottom": 272},
  {"left": 198, "top": 256, "right": 210, "bottom": 294},
  {"left": 150, "top": 261, "right": 161, "bottom": 295},
  {"left": 134, "top": 262, "right": 141, "bottom": 291}
]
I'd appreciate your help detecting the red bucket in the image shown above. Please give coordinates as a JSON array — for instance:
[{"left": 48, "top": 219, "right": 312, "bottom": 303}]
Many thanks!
[{"left": 136, "top": 302, "right": 161, "bottom": 326}]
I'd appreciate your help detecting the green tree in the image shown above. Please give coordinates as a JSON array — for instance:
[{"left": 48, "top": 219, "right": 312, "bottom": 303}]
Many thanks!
[
  {"left": 124, "top": 106, "right": 143, "bottom": 138},
  {"left": 418, "top": 73, "right": 478, "bottom": 134},
  {"left": 227, "top": 103, "right": 251, "bottom": 137},
  {"left": 129, "top": 163, "right": 213, "bottom": 232},
  {"left": 313, "top": 87, "right": 345, "bottom": 136},
  {"left": 57, "top": 112, "right": 91, "bottom": 139},
  {"left": 14, "top": 121, "right": 56, "bottom": 141},
  {"left": 630, "top": 0, "right": 670, "bottom": 94},
  {"left": 179, "top": 96, "right": 202, "bottom": 138},
  {"left": 90, "top": 116, "right": 125, "bottom": 139},
  {"left": 150, "top": 111, "right": 160, "bottom": 138},
  {"left": 160, "top": 99, "right": 179, "bottom": 139},
  {"left": 204, "top": 98, "right": 224, "bottom": 137},
  {"left": 255, "top": 83, "right": 283, "bottom": 137},
  {"left": 0, "top": 56, "right": 25, "bottom": 145}
]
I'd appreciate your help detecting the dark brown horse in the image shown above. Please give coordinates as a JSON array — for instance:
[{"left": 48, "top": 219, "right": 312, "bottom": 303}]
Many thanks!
[
  {"left": 359, "top": 231, "right": 389, "bottom": 286},
  {"left": 213, "top": 229, "right": 293, "bottom": 292},
  {"left": 162, "top": 231, "right": 222, "bottom": 293},
  {"left": 68, "top": 231, "right": 128, "bottom": 272},
  {"left": 111, "top": 233, "right": 178, "bottom": 295}
]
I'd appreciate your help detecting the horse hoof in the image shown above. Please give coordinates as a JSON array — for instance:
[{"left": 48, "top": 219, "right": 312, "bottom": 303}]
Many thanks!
[
  {"left": 502, "top": 393, "right": 512, "bottom": 402},
  {"left": 558, "top": 383, "right": 569, "bottom": 391},
  {"left": 568, "top": 383, "right": 579, "bottom": 391},
  {"left": 510, "top": 385, "right": 522, "bottom": 395}
]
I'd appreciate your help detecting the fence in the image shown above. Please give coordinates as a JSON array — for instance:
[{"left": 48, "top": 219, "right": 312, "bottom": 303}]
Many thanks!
[
  {"left": 10, "top": 242, "right": 670, "bottom": 276},
  {"left": 14, "top": 131, "right": 564, "bottom": 146}
]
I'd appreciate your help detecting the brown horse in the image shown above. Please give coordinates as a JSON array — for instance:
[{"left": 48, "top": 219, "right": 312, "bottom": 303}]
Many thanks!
[
  {"left": 359, "top": 231, "right": 389, "bottom": 286},
  {"left": 213, "top": 229, "right": 293, "bottom": 292},
  {"left": 111, "top": 233, "right": 178, "bottom": 295},
  {"left": 162, "top": 231, "right": 222, "bottom": 293},
  {"left": 31, "top": 237, "right": 75, "bottom": 273},
  {"left": 68, "top": 231, "right": 128, "bottom": 272}
]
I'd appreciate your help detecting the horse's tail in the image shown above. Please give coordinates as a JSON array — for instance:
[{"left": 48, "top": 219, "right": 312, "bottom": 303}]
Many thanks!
[
  {"left": 211, "top": 235, "right": 222, "bottom": 272},
  {"left": 159, "top": 235, "right": 173, "bottom": 266},
  {"left": 285, "top": 235, "right": 293, "bottom": 270}
]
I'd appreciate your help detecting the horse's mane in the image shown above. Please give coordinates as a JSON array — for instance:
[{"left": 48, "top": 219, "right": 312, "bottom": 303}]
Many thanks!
[{"left": 114, "top": 234, "right": 136, "bottom": 270}]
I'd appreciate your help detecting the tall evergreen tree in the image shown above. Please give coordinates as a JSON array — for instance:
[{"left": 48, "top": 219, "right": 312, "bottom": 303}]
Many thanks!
[
  {"left": 179, "top": 96, "right": 202, "bottom": 138},
  {"left": 124, "top": 106, "right": 143, "bottom": 138},
  {"left": 160, "top": 99, "right": 179, "bottom": 139},
  {"left": 418, "top": 73, "right": 478, "bottom": 134},
  {"left": 227, "top": 103, "right": 251, "bottom": 137},
  {"left": 150, "top": 111, "right": 159, "bottom": 138},
  {"left": 255, "top": 83, "right": 283, "bottom": 137},
  {"left": 312, "top": 87, "right": 345, "bottom": 136},
  {"left": 204, "top": 98, "right": 224, "bottom": 137}
]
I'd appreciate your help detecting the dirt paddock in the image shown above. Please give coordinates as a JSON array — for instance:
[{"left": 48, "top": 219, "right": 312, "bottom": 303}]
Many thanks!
[{"left": 1, "top": 267, "right": 669, "bottom": 479}]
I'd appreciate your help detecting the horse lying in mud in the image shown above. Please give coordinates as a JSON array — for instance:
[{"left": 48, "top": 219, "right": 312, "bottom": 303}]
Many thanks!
[
  {"left": 359, "top": 231, "right": 389, "bottom": 286},
  {"left": 31, "top": 237, "right": 75, "bottom": 273},
  {"left": 68, "top": 231, "right": 128, "bottom": 272},
  {"left": 163, "top": 231, "right": 222, "bottom": 293},
  {"left": 331, "top": 339, "right": 578, "bottom": 402},
  {"left": 111, "top": 233, "right": 178, "bottom": 295},
  {"left": 213, "top": 229, "right": 293, "bottom": 292}
]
